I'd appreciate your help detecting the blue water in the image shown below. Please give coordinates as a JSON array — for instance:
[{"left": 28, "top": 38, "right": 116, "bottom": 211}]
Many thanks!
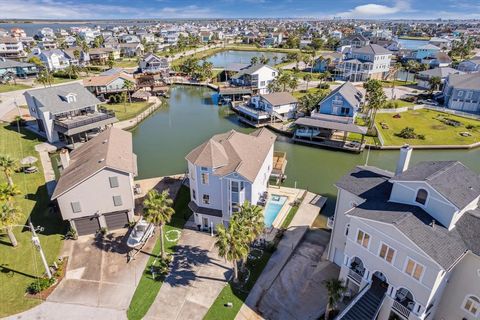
[
  {"left": 264, "top": 195, "right": 287, "bottom": 227},
  {"left": 398, "top": 38, "right": 429, "bottom": 50},
  {"left": 205, "top": 50, "right": 286, "bottom": 68}
]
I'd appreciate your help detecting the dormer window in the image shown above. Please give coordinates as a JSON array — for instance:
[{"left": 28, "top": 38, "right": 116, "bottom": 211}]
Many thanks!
[
  {"left": 415, "top": 189, "right": 428, "bottom": 205},
  {"left": 65, "top": 93, "right": 77, "bottom": 103}
]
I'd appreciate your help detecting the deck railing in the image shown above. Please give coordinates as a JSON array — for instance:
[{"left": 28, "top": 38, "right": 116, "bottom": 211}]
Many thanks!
[
  {"left": 392, "top": 300, "right": 411, "bottom": 319},
  {"left": 348, "top": 269, "right": 363, "bottom": 284}
]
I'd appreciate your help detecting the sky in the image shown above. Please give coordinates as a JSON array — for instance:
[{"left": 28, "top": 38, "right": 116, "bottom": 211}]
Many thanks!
[{"left": 0, "top": 0, "right": 479, "bottom": 20}]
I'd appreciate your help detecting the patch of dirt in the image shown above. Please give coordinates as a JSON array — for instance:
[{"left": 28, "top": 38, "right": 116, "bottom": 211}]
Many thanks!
[{"left": 431, "top": 124, "right": 448, "bottom": 130}]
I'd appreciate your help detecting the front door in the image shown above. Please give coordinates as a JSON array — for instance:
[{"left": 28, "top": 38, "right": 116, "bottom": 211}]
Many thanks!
[{"left": 203, "top": 217, "right": 209, "bottom": 229}]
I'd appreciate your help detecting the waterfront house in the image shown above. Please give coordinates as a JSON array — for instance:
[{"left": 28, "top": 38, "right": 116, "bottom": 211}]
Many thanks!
[
  {"left": 312, "top": 52, "right": 344, "bottom": 73},
  {"left": 416, "top": 67, "right": 463, "bottom": 90},
  {"left": 428, "top": 37, "right": 452, "bottom": 50},
  {"left": 421, "top": 51, "right": 452, "bottom": 68},
  {"left": 89, "top": 48, "right": 120, "bottom": 65},
  {"left": 186, "top": 128, "right": 278, "bottom": 230},
  {"left": 340, "top": 34, "right": 370, "bottom": 48},
  {"left": 336, "top": 44, "right": 392, "bottom": 82},
  {"left": 0, "top": 58, "right": 37, "bottom": 80},
  {"left": 413, "top": 44, "right": 441, "bottom": 60},
  {"left": 230, "top": 64, "right": 279, "bottom": 94},
  {"left": 264, "top": 32, "right": 283, "bottom": 47},
  {"left": 83, "top": 71, "right": 136, "bottom": 100},
  {"left": 34, "top": 49, "right": 70, "bottom": 71},
  {"left": 118, "top": 43, "right": 144, "bottom": 58},
  {"left": 24, "top": 83, "right": 117, "bottom": 144},
  {"left": 442, "top": 73, "right": 480, "bottom": 114},
  {"left": 38, "top": 39, "right": 58, "bottom": 50},
  {"left": 0, "top": 36, "right": 27, "bottom": 60},
  {"left": 62, "top": 48, "right": 90, "bottom": 67},
  {"left": 457, "top": 56, "right": 480, "bottom": 73},
  {"left": 139, "top": 53, "right": 170, "bottom": 75},
  {"left": 10, "top": 28, "right": 27, "bottom": 39},
  {"left": 328, "top": 146, "right": 480, "bottom": 320},
  {"left": 51, "top": 128, "right": 137, "bottom": 236}
]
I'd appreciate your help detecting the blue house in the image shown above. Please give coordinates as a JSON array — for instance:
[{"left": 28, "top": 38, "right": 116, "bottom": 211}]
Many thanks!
[
  {"left": 312, "top": 52, "right": 343, "bottom": 73},
  {"left": 317, "top": 82, "right": 363, "bottom": 118},
  {"left": 414, "top": 44, "right": 441, "bottom": 60},
  {"left": 0, "top": 57, "right": 37, "bottom": 80}
]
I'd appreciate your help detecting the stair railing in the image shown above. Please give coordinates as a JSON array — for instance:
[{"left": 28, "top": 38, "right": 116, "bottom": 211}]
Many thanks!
[{"left": 335, "top": 283, "right": 371, "bottom": 320}]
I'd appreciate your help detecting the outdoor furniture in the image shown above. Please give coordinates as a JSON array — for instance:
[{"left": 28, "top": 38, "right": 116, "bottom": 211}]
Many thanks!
[{"left": 24, "top": 166, "right": 38, "bottom": 174}]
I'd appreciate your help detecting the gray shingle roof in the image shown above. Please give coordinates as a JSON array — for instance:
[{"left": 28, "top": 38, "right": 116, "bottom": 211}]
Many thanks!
[
  {"left": 455, "top": 209, "right": 480, "bottom": 256},
  {"left": 0, "top": 58, "right": 35, "bottom": 69},
  {"left": 352, "top": 44, "right": 391, "bottom": 55},
  {"left": 446, "top": 72, "right": 480, "bottom": 90},
  {"left": 418, "top": 67, "right": 463, "bottom": 79},
  {"left": 24, "top": 83, "right": 102, "bottom": 114},
  {"left": 320, "top": 82, "right": 363, "bottom": 109},
  {"left": 335, "top": 166, "right": 393, "bottom": 200},
  {"left": 260, "top": 92, "right": 297, "bottom": 106},
  {"left": 391, "top": 161, "right": 480, "bottom": 209}
]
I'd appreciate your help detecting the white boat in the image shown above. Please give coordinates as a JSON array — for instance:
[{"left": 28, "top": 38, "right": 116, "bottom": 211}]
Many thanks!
[
  {"left": 295, "top": 128, "right": 321, "bottom": 138},
  {"left": 127, "top": 219, "right": 154, "bottom": 248}
]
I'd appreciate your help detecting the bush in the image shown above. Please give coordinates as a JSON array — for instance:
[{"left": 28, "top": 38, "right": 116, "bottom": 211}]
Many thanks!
[
  {"left": 317, "top": 83, "right": 330, "bottom": 89},
  {"left": 384, "top": 101, "right": 399, "bottom": 109},
  {"left": 53, "top": 71, "right": 78, "bottom": 79},
  {"left": 395, "top": 127, "right": 425, "bottom": 140},
  {"left": 27, "top": 277, "right": 55, "bottom": 294}
]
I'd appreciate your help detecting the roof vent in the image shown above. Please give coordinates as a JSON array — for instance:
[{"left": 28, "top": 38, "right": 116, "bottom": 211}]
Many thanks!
[
  {"left": 430, "top": 220, "right": 435, "bottom": 229},
  {"left": 103, "top": 139, "right": 108, "bottom": 144},
  {"left": 98, "top": 158, "right": 105, "bottom": 163}
]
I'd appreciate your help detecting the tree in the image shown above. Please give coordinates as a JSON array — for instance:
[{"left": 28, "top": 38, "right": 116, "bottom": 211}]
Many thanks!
[
  {"left": 27, "top": 56, "right": 43, "bottom": 68},
  {"left": 363, "top": 79, "right": 386, "bottom": 129},
  {"left": 288, "top": 76, "right": 299, "bottom": 92},
  {"left": 236, "top": 201, "right": 264, "bottom": 243},
  {"left": 277, "top": 72, "right": 292, "bottom": 91},
  {"left": 65, "top": 65, "right": 79, "bottom": 79},
  {"left": 215, "top": 217, "right": 249, "bottom": 283},
  {"left": 107, "top": 52, "right": 115, "bottom": 69},
  {"left": 0, "top": 203, "right": 21, "bottom": 247},
  {"left": 323, "top": 278, "right": 346, "bottom": 319},
  {"left": 405, "top": 60, "right": 420, "bottom": 82},
  {"left": 299, "top": 90, "right": 329, "bottom": 116},
  {"left": 0, "top": 183, "right": 21, "bottom": 202},
  {"left": 37, "top": 69, "right": 53, "bottom": 87},
  {"left": 428, "top": 76, "right": 441, "bottom": 93},
  {"left": 0, "top": 155, "right": 18, "bottom": 187},
  {"left": 250, "top": 56, "right": 259, "bottom": 65},
  {"left": 143, "top": 189, "right": 175, "bottom": 259},
  {"left": 123, "top": 79, "right": 135, "bottom": 103},
  {"left": 303, "top": 73, "right": 312, "bottom": 91},
  {"left": 201, "top": 60, "right": 214, "bottom": 81},
  {"left": 272, "top": 56, "right": 279, "bottom": 65},
  {"left": 259, "top": 55, "right": 270, "bottom": 65}
]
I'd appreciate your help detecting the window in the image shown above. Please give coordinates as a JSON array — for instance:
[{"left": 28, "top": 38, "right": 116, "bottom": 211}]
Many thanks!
[
  {"left": 458, "top": 90, "right": 464, "bottom": 97},
  {"left": 405, "top": 258, "right": 424, "bottom": 280},
  {"left": 345, "top": 224, "right": 350, "bottom": 236},
  {"left": 356, "top": 230, "right": 370, "bottom": 248},
  {"left": 202, "top": 194, "right": 210, "bottom": 205},
  {"left": 109, "top": 176, "right": 119, "bottom": 188},
  {"left": 464, "top": 296, "right": 479, "bottom": 316},
  {"left": 71, "top": 201, "right": 81, "bottom": 213},
  {"left": 201, "top": 172, "right": 209, "bottom": 185},
  {"left": 192, "top": 189, "right": 196, "bottom": 200},
  {"left": 260, "top": 81, "right": 265, "bottom": 86},
  {"left": 415, "top": 189, "right": 428, "bottom": 205},
  {"left": 379, "top": 243, "right": 395, "bottom": 263},
  {"left": 113, "top": 195, "right": 123, "bottom": 206}
]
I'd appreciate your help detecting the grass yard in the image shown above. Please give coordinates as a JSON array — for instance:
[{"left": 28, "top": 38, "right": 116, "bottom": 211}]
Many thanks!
[
  {"left": 281, "top": 205, "right": 299, "bottom": 229},
  {"left": 380, "top": 80, "right": 417, "bottom": 88},
  {"left": 127, "top": 186, "right": 192, "bottom": 320},
  {"left": 0, "top": 124, "right": 64, "bottom": 317},
  {"left": 103, "top": 101, "right": 154, "bottom": 122},
  {"left": 292, "top": 86, "right": 332, "bottom": 99},
  {"left": 376, "top": 109, "right": 480, "bottom": 146},
  {"left": 204, "top": 250, "right": 273, "bottom": 320},
  {"left": 113, "top": 58, "right": 138, "bottom": 68},
  {"left": 0, "top": 83, "right": 33, "bottom": 93}
]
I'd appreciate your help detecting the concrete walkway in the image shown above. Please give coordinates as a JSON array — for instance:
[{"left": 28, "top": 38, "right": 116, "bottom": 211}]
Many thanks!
[
  {"left": 113, "top": 97, "right": 162, "bottom": 130},
  {"left": 144, "top": 229, "right": 230, "bottom": 320},
  {"left": 34, "top": 142, "right": 58, "bottom": 196},
  {"left": 235, "top": 192, "right": 327, "bottom": 320}
]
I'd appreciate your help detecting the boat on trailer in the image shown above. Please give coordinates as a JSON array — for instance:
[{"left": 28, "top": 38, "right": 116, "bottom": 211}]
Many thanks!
[{"left": 127, "top": 219, "right": 155, "bottom": 248}]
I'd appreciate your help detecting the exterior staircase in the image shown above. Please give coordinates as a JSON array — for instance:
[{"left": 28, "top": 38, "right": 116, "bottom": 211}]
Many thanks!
[{"left": 337, "top": 283, "right": 386, "bottom": 320}]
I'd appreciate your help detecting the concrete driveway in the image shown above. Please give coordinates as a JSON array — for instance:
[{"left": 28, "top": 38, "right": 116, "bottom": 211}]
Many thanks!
[
  {"left": 7, "top": 230, "right": 154, "bottom": 320},
  {"left": 144, "top": 229, "right": 231, "bottom": 320}
]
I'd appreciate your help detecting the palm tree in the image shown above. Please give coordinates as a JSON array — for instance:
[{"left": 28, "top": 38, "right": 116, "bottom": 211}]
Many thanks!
[
  {"left": 0, "top": 202, "right": 21, "bottom": 247},
  {"left": 236, "top": 201, "right": 264, "bottom": 242},
  {"left": 428, "top": 76, "right": 442, "bottom": 93},
  {"left": 288, "top": 76, "right": 299, "bottom": 92},
  {"left": 363, "top": 79, "right": 386, "bottom": 129},
  {"left": 37, "top": 69, "right": 53, "bottom": 88},
  {"left": 250, "top": 56, "right": 259, "bottom": 65},
  {"left": 303, "top": 73, "right": 313, "bottom": 91},
  {"left": 0, "top": 155, "right": 18, "bottom": 187},
  {"left": 277, "top": 72, "right": 291, "bottom": 91},
  {"left": 259, "top": 55, "right": 270, "bottom": 65},
  {"left": 123, "top": 80, "right": 135, "bottom": 103},
  {"left": 65, "top": 65, "right": 79, "bottom": 80},
  {"left": 323, "top": 278, "right": 346, "bottom": 319},
  {"left": 272, "top": 56, "right": 279, "bottom": 66},
  {"left": 0, "top": 183, "right": 21, "bottom": 202},
  {"left": 215, "top": 218, "right": 249, "bottom": 283},
  {"left": 143, "top": 189, "right": 175, "bottom": 259}
]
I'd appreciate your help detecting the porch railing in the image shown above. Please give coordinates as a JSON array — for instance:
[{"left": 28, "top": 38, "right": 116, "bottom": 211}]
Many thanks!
[
  {"left": 348, "top": 269, "right": 363, "bottom": 284},
  {"left": 392, "top": 300, "right": 411, "bottom": 319}
]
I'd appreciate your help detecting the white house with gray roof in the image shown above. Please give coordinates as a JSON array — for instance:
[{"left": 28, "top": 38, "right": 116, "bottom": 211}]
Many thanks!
[
  {"left": 230, "top": 64, "right": 278, "bottom": 94},
  {"left": 442, "top": 73, "right": 480, "bottom": 114},
  {"left": 24, "top": 83, "right": 117, "bottom": 144},
  {"left": 337, "top": 44, "right": 392, "bottom": 82},
  {"left": 185, "top": 128, "right": 276, "bottom": 231},
  {"left": 328, "top": 146, "right": 480, "bottom": 320},
  {"left": 52, "top": 128, "right": 137, "bottom": 236}
]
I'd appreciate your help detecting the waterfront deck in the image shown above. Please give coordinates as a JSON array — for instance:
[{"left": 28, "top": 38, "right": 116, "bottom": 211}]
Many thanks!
[{"left": 293, "top": 136, "right": 365, "bottom": 152}]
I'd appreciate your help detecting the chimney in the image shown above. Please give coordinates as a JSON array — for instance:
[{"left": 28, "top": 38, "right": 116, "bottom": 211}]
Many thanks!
[
  {"left": 59, "top": 149, "right": 70, "bottom": 169},
  {"left": 395, "top": 145, "right": 412, "bottom": 175}
]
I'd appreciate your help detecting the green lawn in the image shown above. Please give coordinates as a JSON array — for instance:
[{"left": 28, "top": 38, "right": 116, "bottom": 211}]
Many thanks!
[
  {"left": 380, "top": 80, "right": 417, "bottom": 88},
  {"left": 0, "top": 124, "right": 64, "bottom": 317},
  {"left": 292, "top": 86, "right": 332, "bottom": 99},
  {"left": 204, "top": 251, "right": 273, "bottom": 320},
  {"left": 127, "top": 186, "right": 192, "bottom": 320},
  {"left": 281, "top": 205, "right": 299, "bottom": 228},
  {"left": 376, "top": 109, "right": 480, "bottom": 146},
  {"left": 113, "top": 59, "right": 138, "bottom": 68},
  {"left": 398, "top": 36, "right": 431, "bottom": 40},
  {"left": 0, "top": 83, "right": 32, "bottom": 93},
  {"left": 103, "top": 101, "right": 154, "bottom": 122},
  {"left": 384, "top": 99, "right": 416, "bottom": 108}
]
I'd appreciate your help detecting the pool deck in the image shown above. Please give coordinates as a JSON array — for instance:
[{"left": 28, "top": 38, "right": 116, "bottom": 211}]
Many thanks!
[{"left": 267, "top": 186, "right": 303, "bottom": 230}]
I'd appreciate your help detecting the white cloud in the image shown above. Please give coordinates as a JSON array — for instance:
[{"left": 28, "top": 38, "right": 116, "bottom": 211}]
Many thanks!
[{"left": 337, "top": 0, "right": 411, "bottom": 18}]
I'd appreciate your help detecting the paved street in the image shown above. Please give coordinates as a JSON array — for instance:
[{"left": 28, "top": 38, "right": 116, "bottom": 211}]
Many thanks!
[{"left": 144, "top": 229, "right": 231, "bottom": 320}]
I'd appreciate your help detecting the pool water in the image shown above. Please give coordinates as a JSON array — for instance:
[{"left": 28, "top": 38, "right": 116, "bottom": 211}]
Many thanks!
[{"left": 264, "top": 195, "right": 287, "bottom": 227}]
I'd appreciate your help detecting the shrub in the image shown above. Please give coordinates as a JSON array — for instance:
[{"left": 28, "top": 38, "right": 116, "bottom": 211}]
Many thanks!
[
  {"left": 317, "top": 83, "right": 330, "bottom": 89},
  {"left": 52, "top": 71, "right": 78, "bottom": 79},
  {"left": 395, "top": 127, "right": 426, "bottom": 140},
  {"left": 384, "top": 101, "right": 399, "bottom": 109},
  {"left": 27, "top": 277, "right": 55, "bottom": 294}
]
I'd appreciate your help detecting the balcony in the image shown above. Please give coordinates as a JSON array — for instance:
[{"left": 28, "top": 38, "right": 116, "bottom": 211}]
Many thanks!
[
  {"left": 53, "top": 110, "right": 117, "bottom": 136},
  {"left": 391, "top": 287, "right": 416, "bottom": 319},
  {"left": 348, "top": 257, "right": 366, "bottom": 285}
]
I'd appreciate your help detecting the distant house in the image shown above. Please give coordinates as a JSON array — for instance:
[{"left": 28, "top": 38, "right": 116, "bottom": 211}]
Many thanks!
[
  {"left": 429, "top": 37, "right": 452, "bottom": 49},
  {"left": 89, "top": 48, "right": 120, "bottom": 65},
  {"left": 63, "top": 48, "right": 90, "bottom": 67},
  {"left": 312, "top": 52, "right": 344, "bottom": 72},
  {"left": 340, "top": 34, "right": 370, "bottom": 48},
  {"left": 51, "top": 128, "right": 137, "bottom": 236},
  {"left": 230, "top": 64, "right": 279, "bottom": 94},
  {"left": 442, "top": 73, "right": 480, "bottom": 114},
  {"left": 0, "top": 57, "right": 37, "bottom": 80},
  {"left": 139, "top": 53, "right": 170, "bottom": 75},
  {"left": 83, "top": 71, "right": 136, "bottom": 100},
  {"left": 414, "top": 44, "right": 441, "bottom": 60},
  {"left": 331, "top": 30, "right": 343, "bottom": 39},
  {"left": 337, "top": 44, "right": 392, "bottom": 82},
  {"left": 264, "top": 33, "right": 283, "bottom": 46},
  {"left": 457, "top": 56, "right": 480, "bottom": 73},
  {"left": 64, "top": 36, "right": 77, "bottom": 47},
  {"left": 200, "top": 31, "right": 213, "bottom": 43},
  {"left": 0, "top": 36, "right": 26, "bottom": 59},
  {"left": 185, "top": 129, "right": 277, "bottom": 230},
  {"left": 421, "top": 51, "right": 452, "bottom": 68},
  {"left": 118, "top": 43, "right": 144, "bottom": 58},
  {"left": 35, "top": 49, "right": 70, "bottom": 71},
  {"left": 416, "top": 67, "right": 463, "bottom": 90},
  {"left": 24, "top": 83, "right": 117, "bottom": 143}
]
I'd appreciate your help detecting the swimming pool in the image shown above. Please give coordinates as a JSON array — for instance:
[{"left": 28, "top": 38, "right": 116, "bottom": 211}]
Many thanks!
[{"left": 264, "top": 195, "right": 287, "bottom": 227}]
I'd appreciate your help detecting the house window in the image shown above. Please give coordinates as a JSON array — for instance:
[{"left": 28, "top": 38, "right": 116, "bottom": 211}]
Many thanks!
[
  {"left": 192, "top": 189, "right": 196, "bottom": 200},
  {"left": 356, "top": 230, "right": 370, "bottom": 248},
  {"left": 341, "top": 107, "right": 350, "bottom": 114},
  {"left": 202, "top": 194, "right": 210, "bottom": 205},
  {"left": 458, "top": 90, "right": 464, "bottom": 97},
  {"left": 379, "top": 243, "right": 395, "bottom": 263},
  {"left": 109, "top": 176, "right": 119, "bottom": 188},
  {"left": 415, "top": 189, "right": 428, "bottom": 205},
  {"left": 405, "top": 258, "right": 424, "bottom": 281},
  {"left": 113, "top": 195, "right": 123, "bottom": 206},
  {"left": 463, "top": 296, "right": 479, "bottom": 316},
  {"left": 201, "top": 173, "right": 209, "bottom": 185},
  {"left": 71, "top": 201, "right": 81, "bottom": 213}
]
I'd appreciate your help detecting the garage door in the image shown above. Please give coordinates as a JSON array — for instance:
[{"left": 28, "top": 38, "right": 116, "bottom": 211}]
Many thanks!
[
  {"left": 104, "top": 212, "right": 129, "bottom": 231},
  {"left": 74, "top": 216, "right": 100, "bottom": 236}
]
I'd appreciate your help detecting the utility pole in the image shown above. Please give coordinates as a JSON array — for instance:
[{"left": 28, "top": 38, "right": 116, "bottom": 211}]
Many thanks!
[{"left": 29, "top": 221, "right": 52, "bottom": 279}]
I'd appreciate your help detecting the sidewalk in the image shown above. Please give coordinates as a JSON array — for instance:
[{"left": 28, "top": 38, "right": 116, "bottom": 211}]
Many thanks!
[
  {"left": 235, "top": 192, "right": 327, "bottom": 320},
  {"left": 34, "top": 142, "right": 58, "bottom": 196},
  {"left": 113, "top": 97, "right": 162, "bottom": 130}
]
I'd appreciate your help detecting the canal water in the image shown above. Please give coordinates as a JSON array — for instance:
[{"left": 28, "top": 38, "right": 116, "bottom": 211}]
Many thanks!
[
  {"left": 205, "top": 50, "right": 287, "bottom": 68},
  {"left": 397, "top": 38, "right": 429, "bottom": 50},
  {"left": 132, "top": 85, "right": 480, "bottom": 214}
]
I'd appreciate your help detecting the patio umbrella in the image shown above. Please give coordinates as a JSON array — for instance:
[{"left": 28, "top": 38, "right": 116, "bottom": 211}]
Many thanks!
[{"left": 20, "top": 156, "right": 38, "bottom": 166}]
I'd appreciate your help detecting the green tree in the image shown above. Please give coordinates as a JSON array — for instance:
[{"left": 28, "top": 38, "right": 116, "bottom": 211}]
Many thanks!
[
  {"left": 143, "top": 189, "right": 175, "bottom": 259},
  {"left": 250, "top": 56, "right": 259, "bottom": 65},
  {"left": 428, "top": 76, "right": 442, "bottom": 93},
  {"left": 0, "top": 155, "right": 18, "bottom": 187},
  {"left": 277, "top": 72, "right": 292, "bottom": 91},
  {"left": 65, "top": 65, "right": 79, "bottom": 79},
  {"left": 363, "top": 79, "right": 387, "bottom": 129},
  {"left": 405, "top": 60, "right": 420, "bottom": 82},
  {"left": 303, "top": 73, "right": 312, "bottom": 91},
  {"left": 288, "top": 76, "right": 299, "bottom": 92},
  {"left": 37, "top": 69, "right": 53, "bottom": 87},
  {"left": 259, "top": 55, "right": 270, "bottom": 65},
  {"left": 323, "top": 278, "right": 346, "bottom": 319},
  {"left": 0, "top": 183, "right": 21, "bottom": 202},
  {"left": 272, "top": 56, "right": 279, "bottom": 65},
  {"left": 27, "top": 56, "right": 43, "bottom": 68},
  {"left": 0, "top": 203, "right": 21, "bottom": 247},
  {"left": 123, "top": 79, "right": 135, "bottom": 104}
]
